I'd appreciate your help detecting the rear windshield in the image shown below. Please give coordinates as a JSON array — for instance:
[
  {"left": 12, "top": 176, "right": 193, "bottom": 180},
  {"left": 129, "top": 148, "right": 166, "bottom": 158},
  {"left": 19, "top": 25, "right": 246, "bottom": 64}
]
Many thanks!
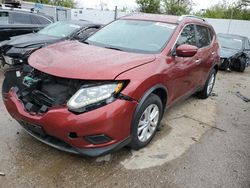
[
  {"left": 86, "top": 19, "right": 176, "bottom": 53},
  {"left": 218, "top": 36, "right": 243, "bottom": 50},
  {"left": 38, "top": 21, "right": 81, "bottom": 37}
]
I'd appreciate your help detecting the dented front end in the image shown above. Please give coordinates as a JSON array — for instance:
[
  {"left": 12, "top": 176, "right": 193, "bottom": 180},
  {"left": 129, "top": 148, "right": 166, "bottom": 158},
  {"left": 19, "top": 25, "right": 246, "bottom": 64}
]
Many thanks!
[
  {"left": 3, "top": 65, "right": 85, "bottom": 114},
  {"left": 2, "top": 65, "right": 137, "bottom": 156}
]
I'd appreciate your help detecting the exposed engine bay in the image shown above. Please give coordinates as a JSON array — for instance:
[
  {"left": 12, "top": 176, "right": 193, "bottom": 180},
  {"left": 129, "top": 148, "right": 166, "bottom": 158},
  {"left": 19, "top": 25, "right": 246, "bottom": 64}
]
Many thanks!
[{"left": 3, "top": 65, "right": 85, "bottom": 114}]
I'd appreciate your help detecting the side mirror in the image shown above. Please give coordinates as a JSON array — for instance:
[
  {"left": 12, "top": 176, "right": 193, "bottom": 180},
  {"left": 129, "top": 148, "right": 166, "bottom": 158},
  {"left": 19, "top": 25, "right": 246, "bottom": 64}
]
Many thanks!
[{"left": 176, "top": 44, "right": 198, "bottom": 57}]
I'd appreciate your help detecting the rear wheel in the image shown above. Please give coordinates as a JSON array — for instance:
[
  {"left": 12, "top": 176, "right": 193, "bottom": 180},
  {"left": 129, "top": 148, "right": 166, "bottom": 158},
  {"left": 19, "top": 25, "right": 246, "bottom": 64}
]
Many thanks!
[
  {"left": 238, "top": 57, "right": 246, "bottom": 72},
  {"left": 130, "top": 94, "right": 163, "bottom": 150},
  {"left": 196, "top": 69, "right": 216, "bottom": 99}
]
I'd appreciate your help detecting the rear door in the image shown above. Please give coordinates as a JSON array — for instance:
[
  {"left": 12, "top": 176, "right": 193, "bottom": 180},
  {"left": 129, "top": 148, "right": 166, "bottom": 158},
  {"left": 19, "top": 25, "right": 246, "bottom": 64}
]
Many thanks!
[{"left": 195, "top": 25, "right": 216, "bottom": 86}]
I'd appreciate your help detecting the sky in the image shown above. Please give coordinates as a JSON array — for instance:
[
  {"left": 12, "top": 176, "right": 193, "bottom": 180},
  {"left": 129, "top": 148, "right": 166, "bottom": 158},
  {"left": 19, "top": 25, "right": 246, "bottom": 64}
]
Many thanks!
[{"left": 77, "top": 0, "right": 237, "bottom": 12}]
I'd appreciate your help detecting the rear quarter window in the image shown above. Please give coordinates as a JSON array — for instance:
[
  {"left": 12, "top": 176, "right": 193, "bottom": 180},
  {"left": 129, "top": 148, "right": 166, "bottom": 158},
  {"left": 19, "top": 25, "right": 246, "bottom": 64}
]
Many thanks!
[
  {"left": 208, "top": 28, "right": 215, "bottom": 42},
  {"left": 245, "top": 39, "right": 250, "bottom": 50}
]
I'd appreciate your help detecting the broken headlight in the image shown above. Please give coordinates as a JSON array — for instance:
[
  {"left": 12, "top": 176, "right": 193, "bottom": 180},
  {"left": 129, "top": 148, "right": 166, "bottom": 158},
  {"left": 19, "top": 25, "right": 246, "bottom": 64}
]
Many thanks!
[
  {"left": 67, "top": 82, "right": 124, "bottom": 113},
  {"left": 3, "top": 55, "right": 14, "bottom": 65}
]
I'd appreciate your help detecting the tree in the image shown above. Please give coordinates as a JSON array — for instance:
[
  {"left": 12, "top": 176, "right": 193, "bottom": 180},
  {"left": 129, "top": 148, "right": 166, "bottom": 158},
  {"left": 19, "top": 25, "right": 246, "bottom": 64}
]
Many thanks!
[
  {"left": 119, "top": 6, "right": 129, "bottom": 12},
  {"left": 163, "top": 0, "right": 193, "bottom": 15},
  {"left": 196, "top": 0, "right": 250, "bottom": 20},
  {"left": 136, "top": 0, "right": 193, "bottom": 15},
  {"left": 25, "top": 0, "right": 76, "bottom": 8},
  {"left": 136, "top": 0, "right": 161, "bottom": 13}
]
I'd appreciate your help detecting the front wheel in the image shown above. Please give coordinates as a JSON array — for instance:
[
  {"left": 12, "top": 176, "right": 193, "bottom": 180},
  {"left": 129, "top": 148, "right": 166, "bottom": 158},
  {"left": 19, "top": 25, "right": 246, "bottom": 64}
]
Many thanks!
[
  {"left": 196, "top": 69, "right": 217, "bottom": 99},
  {"left": 232, "top": 57, "right": 246, "bottom": 72},
  {"left": 130, "top": 94, "right": 163, "bottom": 150}
]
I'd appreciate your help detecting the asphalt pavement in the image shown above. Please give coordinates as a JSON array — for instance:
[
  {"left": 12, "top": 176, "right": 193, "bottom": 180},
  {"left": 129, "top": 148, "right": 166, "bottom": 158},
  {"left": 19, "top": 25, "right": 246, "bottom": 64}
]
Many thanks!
[{"left": 0, "top": 67, "right": 249, "bottom": 188}]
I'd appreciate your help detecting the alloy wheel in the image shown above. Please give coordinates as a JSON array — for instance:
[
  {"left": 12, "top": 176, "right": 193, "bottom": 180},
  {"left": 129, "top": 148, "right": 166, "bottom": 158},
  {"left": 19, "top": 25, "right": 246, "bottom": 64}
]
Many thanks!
[
  {"left": 207, "top": 73, "right": 215, "bottom": 95},
  {"left": 137, "top": 104, "right": 160, "bottom": 142}
]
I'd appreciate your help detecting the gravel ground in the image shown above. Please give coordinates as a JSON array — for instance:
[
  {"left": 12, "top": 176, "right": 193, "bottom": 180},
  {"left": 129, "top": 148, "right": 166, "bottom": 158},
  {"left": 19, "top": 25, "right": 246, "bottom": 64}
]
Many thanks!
[{"left": 0, "top": 67, "right": 249, "bottom": 188}]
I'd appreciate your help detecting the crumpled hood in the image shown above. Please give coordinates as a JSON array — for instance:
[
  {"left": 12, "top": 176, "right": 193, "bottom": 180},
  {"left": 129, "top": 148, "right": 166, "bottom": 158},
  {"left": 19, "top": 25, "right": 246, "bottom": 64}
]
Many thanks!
[
  {"left": 7, "top": 33, "right": 61, "bottom": 48},
  {"left": 29, "top": 41, "right": 156, "bottom": 80},
  {"left": 220, "top": 47, "right": 240, "bottom": 58}
]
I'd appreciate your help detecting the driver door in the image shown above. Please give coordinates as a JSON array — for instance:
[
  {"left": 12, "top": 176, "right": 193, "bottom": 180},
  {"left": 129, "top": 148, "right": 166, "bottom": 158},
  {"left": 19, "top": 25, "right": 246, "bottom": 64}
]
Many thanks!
[{"left": 168, "top": 24, "right": 200, "bottom": 101}]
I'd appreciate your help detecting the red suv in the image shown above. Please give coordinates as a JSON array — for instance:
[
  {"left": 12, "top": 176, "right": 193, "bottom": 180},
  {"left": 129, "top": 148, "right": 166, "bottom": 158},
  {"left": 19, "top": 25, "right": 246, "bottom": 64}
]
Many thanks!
[{"left": 2, "top": 14, "right": 220, "bottom": 157}]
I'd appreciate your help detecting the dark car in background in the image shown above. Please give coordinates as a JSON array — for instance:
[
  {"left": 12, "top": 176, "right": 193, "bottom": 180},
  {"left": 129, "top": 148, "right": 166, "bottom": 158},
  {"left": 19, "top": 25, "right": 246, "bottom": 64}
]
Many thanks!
[
  {"left": 218, "top": 33, "right": 250, "bottom": 72},
  {"left": 0, "top": 20, "right": 102, "bottom": 66},
  {"left": 0, "top": 4, "right": 54, "bottom": 42}
]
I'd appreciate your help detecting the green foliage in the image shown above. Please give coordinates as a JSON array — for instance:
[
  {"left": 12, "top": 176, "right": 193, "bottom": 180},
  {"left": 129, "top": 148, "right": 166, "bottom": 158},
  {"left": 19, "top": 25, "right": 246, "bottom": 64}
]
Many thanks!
[
  {"left": 196, "top": 0, "right": 250, "bottom": 20},
  {"left": 25, "top": 0, "right": 76, "bottom": 8},
  {"left": 119, "top": 7, "right": 129, "bottom": 12},
  {"left": 136, "top": 0, "right": 249, "bottom": 20},
  {"left": 163, "top": 0, "right": 193, "bottom": 15},
  {"left": 136, "top": 0, "right": 161, "bottom": 13},
  {"left": 136, "top": 0, "right": 192, "bottom": 15}
]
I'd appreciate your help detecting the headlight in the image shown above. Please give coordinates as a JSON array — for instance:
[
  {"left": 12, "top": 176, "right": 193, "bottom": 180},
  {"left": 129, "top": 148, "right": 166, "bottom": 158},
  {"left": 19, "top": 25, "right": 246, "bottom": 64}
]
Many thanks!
[
  {"left": 19, "top": 46, "right": 41, "bottom": 56},
  {"left": 3, "top": 55, "right": 14, "bottom": 65},
  {"left": 0, "top": 40, "right": 9, "bottom": 47},
  {"left": 67, "top": 82, "right": 124, "bottom": 113},
  {"left": 11, "top": 44, "right": 44, "bottom": 56}
]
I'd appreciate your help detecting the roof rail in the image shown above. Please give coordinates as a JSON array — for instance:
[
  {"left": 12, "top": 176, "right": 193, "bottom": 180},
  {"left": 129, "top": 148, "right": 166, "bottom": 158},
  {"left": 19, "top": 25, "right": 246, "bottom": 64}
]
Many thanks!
[
  {"left": 0, "top": 4, "right": 38, "bottom": 13},
  {"left": 178, "top": 15, "right": 206, "bottom": 22}
]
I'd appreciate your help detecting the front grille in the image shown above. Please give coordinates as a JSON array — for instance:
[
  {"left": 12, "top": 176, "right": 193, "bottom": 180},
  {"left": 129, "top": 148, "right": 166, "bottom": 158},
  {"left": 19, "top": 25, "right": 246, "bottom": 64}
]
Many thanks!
[{"left": 30, "top": 90, "right": 55, "bottom": 107}]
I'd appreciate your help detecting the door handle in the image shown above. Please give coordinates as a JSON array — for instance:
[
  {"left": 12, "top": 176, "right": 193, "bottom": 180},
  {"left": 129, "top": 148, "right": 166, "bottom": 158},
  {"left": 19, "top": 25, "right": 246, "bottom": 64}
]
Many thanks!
[
  {"left": 211, "top": 51, "right": 216, "bottom": 55},
  {"left": 195, "top": 59, "right": 202, "bottom": 64}
]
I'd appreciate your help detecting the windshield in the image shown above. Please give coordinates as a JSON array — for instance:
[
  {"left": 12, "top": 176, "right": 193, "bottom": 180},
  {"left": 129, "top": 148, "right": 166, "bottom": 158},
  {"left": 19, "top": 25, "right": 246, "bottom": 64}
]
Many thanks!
[
  {"left": 218, "top": 36, "right": 243, "bottom": 50},
  {"left": 86, "top": 19, "right": 176, "bottom": 53},
  {"left": 38, "top": 21, "right": 81, "bottom": 37}
]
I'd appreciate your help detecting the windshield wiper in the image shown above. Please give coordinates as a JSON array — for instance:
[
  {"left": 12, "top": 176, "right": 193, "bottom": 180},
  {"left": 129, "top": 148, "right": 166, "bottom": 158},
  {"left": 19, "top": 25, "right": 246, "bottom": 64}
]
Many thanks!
[{"left": 104, "top": 46, "right": 123, "bottom": 51}]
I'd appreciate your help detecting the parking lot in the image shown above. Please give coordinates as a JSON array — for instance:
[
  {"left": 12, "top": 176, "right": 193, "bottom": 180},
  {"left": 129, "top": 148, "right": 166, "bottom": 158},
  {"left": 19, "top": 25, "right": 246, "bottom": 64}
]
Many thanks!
[{"left": 0, "top": 67, "right": 249, "bottom": 188}]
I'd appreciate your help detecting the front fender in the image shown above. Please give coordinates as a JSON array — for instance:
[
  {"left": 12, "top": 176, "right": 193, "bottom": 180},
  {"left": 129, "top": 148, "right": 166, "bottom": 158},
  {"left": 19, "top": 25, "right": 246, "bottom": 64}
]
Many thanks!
[{"left": 116, "top": 60, "right": 169, "bottom": 103}]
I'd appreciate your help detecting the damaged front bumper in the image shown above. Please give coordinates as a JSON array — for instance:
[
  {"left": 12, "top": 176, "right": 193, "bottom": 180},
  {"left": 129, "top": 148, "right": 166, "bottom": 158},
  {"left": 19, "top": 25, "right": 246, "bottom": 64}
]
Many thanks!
[{"left": 3, "top": 88, "right": 137, "bottom": 157}]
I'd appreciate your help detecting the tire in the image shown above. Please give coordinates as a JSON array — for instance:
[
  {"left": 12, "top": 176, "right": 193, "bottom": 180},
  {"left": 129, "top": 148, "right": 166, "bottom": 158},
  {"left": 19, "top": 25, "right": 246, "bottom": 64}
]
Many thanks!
[
  {"left": 196, "top": 69, "right": 217, "bottom": 99},
  {"left": 130, "top": 94, "right": 163, "bottom": 150},
  {"left": 219, "top": 59, "right": 230, "bottom": 71},
  {"left": 232, "top": 57, "right": 246, "bottom": 72},
  {"left": 238, "top": 57, "right": 246, "bottom": 72}
]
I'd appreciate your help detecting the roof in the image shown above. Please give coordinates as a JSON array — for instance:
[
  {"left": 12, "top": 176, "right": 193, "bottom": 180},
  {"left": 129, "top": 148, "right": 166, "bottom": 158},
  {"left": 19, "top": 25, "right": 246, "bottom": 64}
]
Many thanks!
[
  {"left": 0, "top": 7, "right": 54, "bottom": 22},
  {"left": 121, "top": 13, "right": 179, "bottom": 24},
  {"left": 60, "top": 20, "right": 102, "bottom": 27},
  {"left": 121, "top": 13, "right": 206, "bottom": 25}
]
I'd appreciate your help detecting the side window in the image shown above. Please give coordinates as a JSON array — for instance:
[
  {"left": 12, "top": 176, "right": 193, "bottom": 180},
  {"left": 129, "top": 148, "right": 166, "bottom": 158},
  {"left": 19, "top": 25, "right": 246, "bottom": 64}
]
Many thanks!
[
  {"left": 9, "top": 12, "right": 32, "bottom": 24},
  {"left": 208, "top": 28, "right": 214, "bottom": 42},
  {"left": 84, "top": 27, "right": 99, "bottom": 35},
  {"left": 30, "top": 15, "right": 51, "bottom": 25},
  {"left": 0, "top": 12, "right": 9, "bottom": 24},
  {"left": 245, "top": 39, "right": 250, "bottom": 50},
  {"left": 76, "top": 27, "right": 99, "bottom": 40},
  {"left": 177, "top": 24, "right": 196, "bottom": 46},
  {"left": 196, "top": 25, "right": 211, "bottom": 48}
]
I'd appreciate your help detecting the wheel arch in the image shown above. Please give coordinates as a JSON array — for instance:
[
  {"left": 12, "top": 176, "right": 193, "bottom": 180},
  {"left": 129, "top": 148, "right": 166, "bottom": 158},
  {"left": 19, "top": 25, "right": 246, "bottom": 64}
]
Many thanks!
[
  {"left": 213, "top": 64, "right": 219, "bottom": 73},
  {"left": 129, "top": 84, "right": 168, "bottom": 135}
]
